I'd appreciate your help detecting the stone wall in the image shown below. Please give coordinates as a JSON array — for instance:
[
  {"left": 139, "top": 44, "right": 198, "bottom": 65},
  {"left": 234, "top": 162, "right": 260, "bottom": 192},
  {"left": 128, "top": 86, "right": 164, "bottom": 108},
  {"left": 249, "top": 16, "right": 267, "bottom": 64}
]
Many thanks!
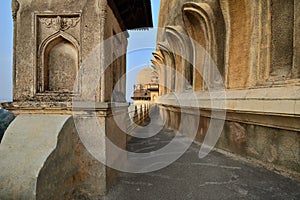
[
  {"left": 0, "top": 0, "right": 153, "bottom": 198},
  {"left": 154, "top": 0, "right": 300, "bottom": 181},
  {"left": 8, "top": 0, "right": 128, "bottom": 110},
  {"left": 0, "top": 105, "right": 131, "bottom": 199},
  {"left": 159, "top": 105, "right": 300, "bottom": 181},
  {"left": 154, "top": 0, "right": 300, "bottom": 89},
  {"left": 0, "top": 115, "right": 105, "bottom": 199}
]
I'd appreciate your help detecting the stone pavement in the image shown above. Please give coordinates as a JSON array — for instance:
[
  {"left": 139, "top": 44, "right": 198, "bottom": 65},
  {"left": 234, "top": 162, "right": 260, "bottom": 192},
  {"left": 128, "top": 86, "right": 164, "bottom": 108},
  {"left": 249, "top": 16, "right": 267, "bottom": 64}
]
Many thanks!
[{"left": 104, "top": 110, "right": 300, "bottom": 200}]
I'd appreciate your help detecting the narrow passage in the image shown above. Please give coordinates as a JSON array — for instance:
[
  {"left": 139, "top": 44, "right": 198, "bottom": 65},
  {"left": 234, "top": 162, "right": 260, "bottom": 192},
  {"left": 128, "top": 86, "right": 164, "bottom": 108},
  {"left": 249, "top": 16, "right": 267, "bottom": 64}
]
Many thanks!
[{"left": 104, "top": 108, "right": 300, "bottom": 200}]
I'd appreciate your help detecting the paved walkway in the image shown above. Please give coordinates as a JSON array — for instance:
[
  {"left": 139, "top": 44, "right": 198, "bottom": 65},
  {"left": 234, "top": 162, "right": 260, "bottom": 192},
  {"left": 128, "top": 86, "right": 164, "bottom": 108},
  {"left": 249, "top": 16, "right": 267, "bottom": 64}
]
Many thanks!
[{"left": 104, "top": 108, "right": 300, "bottom": 200}]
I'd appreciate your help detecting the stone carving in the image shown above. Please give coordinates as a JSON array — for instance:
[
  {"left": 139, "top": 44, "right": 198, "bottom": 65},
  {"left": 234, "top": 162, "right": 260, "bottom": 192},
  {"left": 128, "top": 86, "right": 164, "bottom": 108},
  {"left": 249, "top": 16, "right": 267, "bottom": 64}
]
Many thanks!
[
  {"left": 40, "top": 16, "right": 80, "bottom": 32},
  {"left": 36, "top": 14, "right": 81, "bottom": 94}
]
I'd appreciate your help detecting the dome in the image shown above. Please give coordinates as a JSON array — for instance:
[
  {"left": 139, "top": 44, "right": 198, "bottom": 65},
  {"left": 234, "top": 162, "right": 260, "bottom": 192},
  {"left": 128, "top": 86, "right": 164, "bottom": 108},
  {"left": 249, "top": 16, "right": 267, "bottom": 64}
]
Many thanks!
[{"left": 136, "top": 67, "right": 155, "bottom": 85}]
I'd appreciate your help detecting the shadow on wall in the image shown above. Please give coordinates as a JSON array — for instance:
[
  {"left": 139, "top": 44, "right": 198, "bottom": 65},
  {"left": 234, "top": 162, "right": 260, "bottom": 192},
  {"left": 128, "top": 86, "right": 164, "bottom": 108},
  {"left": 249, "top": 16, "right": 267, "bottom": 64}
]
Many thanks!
[{"left": 0, "top": 108, "right": 15, "bottom": 142}]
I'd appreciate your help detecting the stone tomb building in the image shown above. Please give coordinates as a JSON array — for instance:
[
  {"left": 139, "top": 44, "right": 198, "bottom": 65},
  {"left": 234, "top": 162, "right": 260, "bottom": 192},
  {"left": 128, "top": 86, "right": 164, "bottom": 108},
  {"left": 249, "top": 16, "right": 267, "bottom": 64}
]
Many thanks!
[
  {"left": 0, "top": 0, "right": 152, "bottom": 199},
  {"left": 131, "top": 67, "right": 159, "bottom": 104},
  {"left": 153, "top": 0, "right": 300, "bottom": 181}
]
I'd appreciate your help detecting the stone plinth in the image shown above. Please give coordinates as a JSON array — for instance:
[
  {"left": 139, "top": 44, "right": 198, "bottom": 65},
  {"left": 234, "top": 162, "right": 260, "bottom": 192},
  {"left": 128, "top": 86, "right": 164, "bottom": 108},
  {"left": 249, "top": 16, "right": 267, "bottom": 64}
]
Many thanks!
[{"left": 0, "top": 111, "right": 128, "bottom": 199}]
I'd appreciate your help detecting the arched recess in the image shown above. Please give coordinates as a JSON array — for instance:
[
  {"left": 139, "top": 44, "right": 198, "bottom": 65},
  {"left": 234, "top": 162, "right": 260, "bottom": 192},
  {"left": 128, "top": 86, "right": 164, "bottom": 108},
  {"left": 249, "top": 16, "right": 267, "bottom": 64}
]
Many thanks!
[
  {"left": 165, "top": 25, "right": 193, "bottom": 92},
  {"left": 219, "top": 0, "right": 254, "bottom": 88},
  {"left": 152, "top": 51, "right": 164, "bottom": 71},
  {"left": 158, "top": 42, "right": 176, "bottom": 94},
  {"left": 152, "top": 51, "right": 165, "bottom": 96},
  {"left": 39, "top": 32, "right": 80, "bottom": 93},
  {"left": 182, "top": 2, "right": 225, "bottom": 91},
  {"left": 151, "top": 59, "right": 161, "bottom": 77}
]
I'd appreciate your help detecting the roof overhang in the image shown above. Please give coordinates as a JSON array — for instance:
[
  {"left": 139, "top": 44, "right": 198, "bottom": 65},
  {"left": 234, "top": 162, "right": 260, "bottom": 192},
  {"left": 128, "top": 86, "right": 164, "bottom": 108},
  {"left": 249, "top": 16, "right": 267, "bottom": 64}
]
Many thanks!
[{"left": 108, "top": 0, "right": 153, "bottom": 30}]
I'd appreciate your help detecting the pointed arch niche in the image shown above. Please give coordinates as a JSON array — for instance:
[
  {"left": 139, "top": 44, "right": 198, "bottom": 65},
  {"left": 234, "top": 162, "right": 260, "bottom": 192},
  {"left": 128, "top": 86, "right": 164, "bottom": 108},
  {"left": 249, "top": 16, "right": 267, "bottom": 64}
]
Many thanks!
[
  {"left": 38, "top": 32, "right": 80, "bottom": 93},
  {"left": 152, "top": 51, "right": 164, "bottom": 96},
  {"left": 158, "top": 42, "right": 176, "bottom": 94},
  {"left": 182, "top": 2, "right": 225, "bottom": 91},
  {"left": 165, "top": 26, "right": 193, "bottom": 92}
]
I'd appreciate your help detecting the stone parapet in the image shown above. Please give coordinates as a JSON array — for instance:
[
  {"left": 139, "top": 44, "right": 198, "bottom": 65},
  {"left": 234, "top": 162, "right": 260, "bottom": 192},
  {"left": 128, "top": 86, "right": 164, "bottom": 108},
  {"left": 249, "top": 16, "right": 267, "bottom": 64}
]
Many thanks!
[
  {"left": 157, "top": 86, "right": 300, "bottom": 181},
  {"left": 157, "top": 86, "right": 300, "bottom": 120},
  {"left": 0, "top": 112, "right": 127, "bottom": 199}
]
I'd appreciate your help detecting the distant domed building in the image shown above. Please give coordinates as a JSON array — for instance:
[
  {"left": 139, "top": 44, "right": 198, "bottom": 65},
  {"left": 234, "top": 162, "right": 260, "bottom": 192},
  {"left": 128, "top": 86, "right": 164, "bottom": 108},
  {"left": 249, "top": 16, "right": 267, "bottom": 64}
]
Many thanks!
[
  {"left": 131, "top": 66, "right": 159, "bottom": 104},
  {"left": 136, "top": 68, "right": 153, "bottom": 85}
]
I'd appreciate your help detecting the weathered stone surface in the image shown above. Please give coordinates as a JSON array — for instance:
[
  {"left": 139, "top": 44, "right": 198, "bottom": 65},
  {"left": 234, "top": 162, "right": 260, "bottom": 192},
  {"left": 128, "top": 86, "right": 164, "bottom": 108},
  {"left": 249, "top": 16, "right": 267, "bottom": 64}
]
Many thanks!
[
  {"left": 1, "top": 0, "right": 155, "bottom": 198},
  {"left": 0, "top": 115, "right": 106, "bottom": 199},
  {"left": 154, "top": 0, "right": 300, "bottom": 89},
  {"left": 154, "top": 0, "right": 300, "bottom": 181},
  {"left": 4, "top": 0, "right": 152, "bottom": 112},
  {"left": 158, "top": 104, "right": 300, "bottom": 181}
]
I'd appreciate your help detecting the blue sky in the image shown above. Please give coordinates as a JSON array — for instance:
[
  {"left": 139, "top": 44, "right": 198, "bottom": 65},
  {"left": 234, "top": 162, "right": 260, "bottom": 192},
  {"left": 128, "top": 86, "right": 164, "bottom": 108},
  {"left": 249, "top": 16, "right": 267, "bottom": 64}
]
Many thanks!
[
  {"left": 0, "top": 1, "right": 13, "bottom": 102},
  {"left": 126, "top": 0, "right": 160, "bottom": 102},
  {"left": 0, "top": 0, "right": 160, "bottom": 102}
]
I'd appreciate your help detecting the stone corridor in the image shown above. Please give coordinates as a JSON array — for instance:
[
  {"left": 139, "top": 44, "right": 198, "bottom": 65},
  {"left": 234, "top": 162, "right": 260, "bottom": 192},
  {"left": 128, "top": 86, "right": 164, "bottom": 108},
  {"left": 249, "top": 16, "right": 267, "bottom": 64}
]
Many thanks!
[
  {"left": 2, "top": 1, "right": 300, "bottom": 199},
  {"left": 104, "top": 108, "right": 300, "bottom": 200}
]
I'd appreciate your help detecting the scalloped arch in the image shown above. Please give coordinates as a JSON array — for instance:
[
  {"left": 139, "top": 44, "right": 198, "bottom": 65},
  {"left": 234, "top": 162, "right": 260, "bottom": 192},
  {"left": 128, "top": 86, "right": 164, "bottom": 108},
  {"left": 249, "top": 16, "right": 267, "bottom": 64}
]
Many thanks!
[
  {"left": 165, "top": 26, "right": 193, "bottom": 91},
  {"left": 182, "top": 2, "right": 225, "bottom": 91}
]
